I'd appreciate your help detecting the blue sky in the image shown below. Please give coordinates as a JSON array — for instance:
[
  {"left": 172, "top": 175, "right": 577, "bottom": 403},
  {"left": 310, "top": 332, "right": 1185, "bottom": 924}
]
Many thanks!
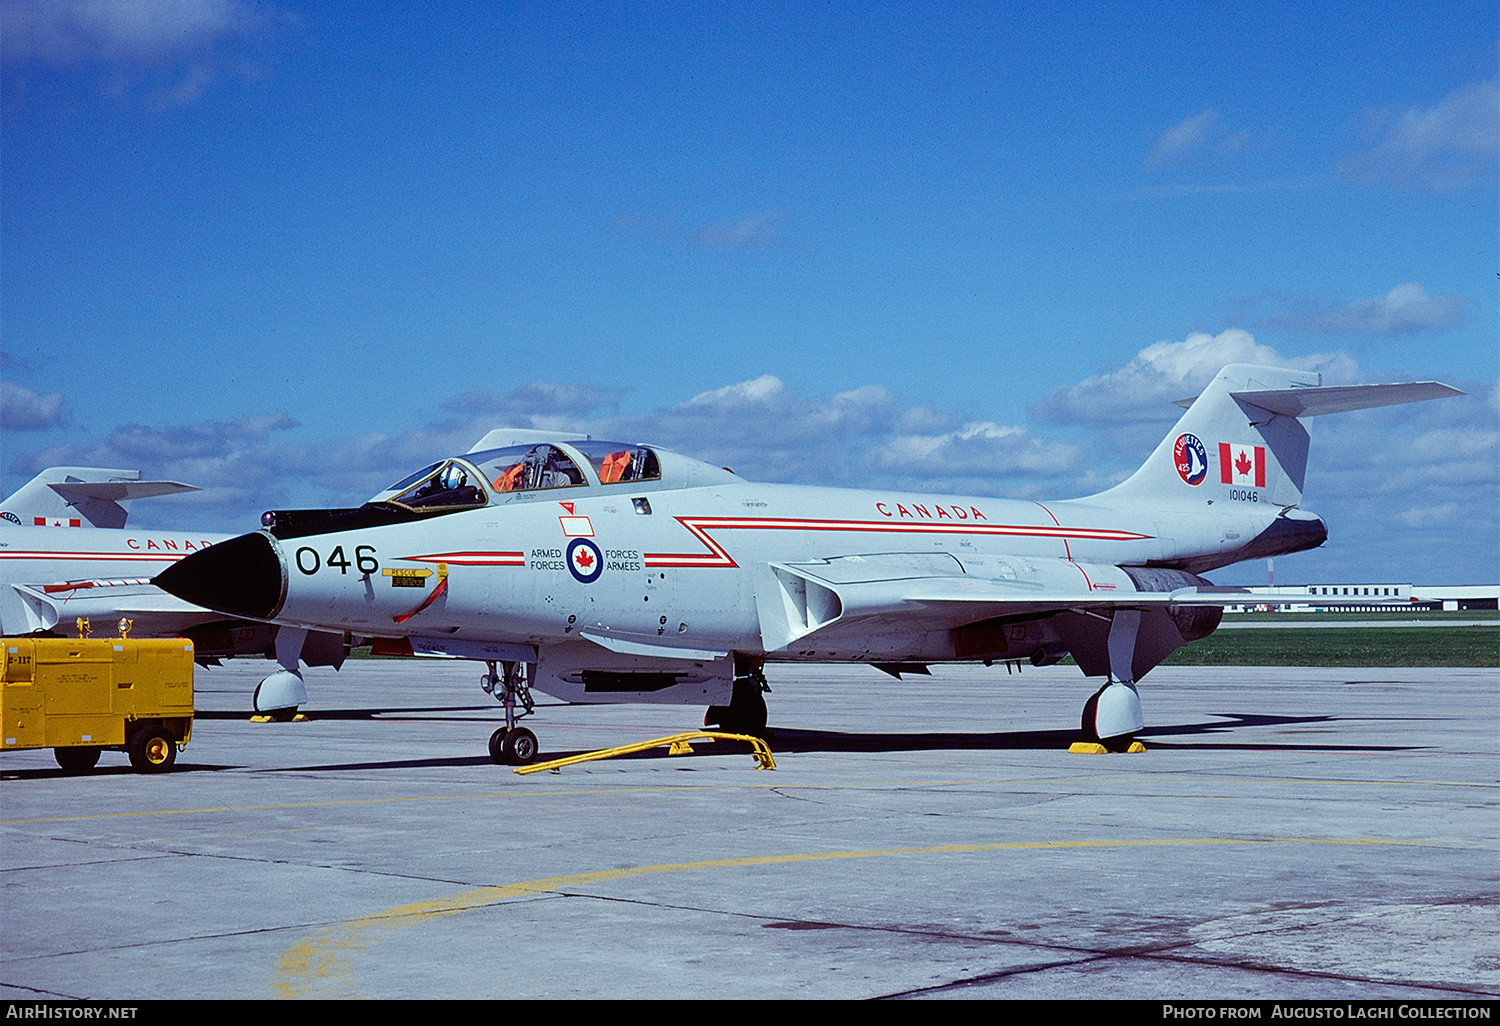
[{"left": 2, "top": 1, "right": 1496, "bottom": 586}]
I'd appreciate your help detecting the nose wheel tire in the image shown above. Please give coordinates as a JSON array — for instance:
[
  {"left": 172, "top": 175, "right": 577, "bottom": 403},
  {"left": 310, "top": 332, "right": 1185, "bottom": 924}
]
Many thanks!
[
  {"left": 489, "top": 726, "right": 539, "bottom": 766},
  {"left": 705, "top": 668, "right": 769, "bottom": 737}
]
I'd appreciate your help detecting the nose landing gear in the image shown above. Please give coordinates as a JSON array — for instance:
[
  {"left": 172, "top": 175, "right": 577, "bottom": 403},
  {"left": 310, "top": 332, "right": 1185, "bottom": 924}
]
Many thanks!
[
  {"left": 483, "top": 660, "right": 538, "bottom": 765},
  {"left": 704, "top": 658, "right": 769, "bottom": 737}
]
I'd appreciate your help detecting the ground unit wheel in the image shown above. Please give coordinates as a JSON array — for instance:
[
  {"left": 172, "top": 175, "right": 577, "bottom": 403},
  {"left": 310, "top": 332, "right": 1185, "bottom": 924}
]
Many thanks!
[
  {"left": 128, "top": 725, "right": 177, "bottom": 773},
  {"left": 54, "top": 746, "right": 101, "bottom": 774},
  {"left": 488, "top": 727, "right": 508, "bottom": 765}
]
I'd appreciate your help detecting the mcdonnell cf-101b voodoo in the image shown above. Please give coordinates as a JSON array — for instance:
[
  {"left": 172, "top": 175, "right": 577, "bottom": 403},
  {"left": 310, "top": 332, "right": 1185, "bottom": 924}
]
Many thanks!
[{"left": 155, "top": 364, "right": 1460, "bottom": 764}]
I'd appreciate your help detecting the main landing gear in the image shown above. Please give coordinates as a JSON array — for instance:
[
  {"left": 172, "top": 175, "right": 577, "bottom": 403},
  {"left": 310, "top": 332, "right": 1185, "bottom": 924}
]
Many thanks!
[
  {"left": 1076, "top": 607, "right": 1150, "bottom": 752},
  {"left": 704, "top": 658, "right": 770, "bottom": 737},
  {"left": 483, "top": 660, "right": 538, "bottom": 765},
  {"left": 1080, "top": 679, "right": 1145, "bottom": 752}
]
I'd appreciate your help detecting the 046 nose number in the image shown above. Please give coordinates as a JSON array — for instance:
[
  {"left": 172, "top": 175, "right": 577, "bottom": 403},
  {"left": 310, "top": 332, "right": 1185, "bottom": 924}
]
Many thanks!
[{"left": 295, "top": 544, "right": 379, "bottom": 576}]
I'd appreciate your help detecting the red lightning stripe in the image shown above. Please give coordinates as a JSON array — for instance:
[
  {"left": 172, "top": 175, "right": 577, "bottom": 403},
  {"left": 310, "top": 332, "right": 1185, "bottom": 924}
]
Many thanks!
[
  {"left": 401, "top": 551, "right": 525, "bottom": 566},
  {"left": 643, "top": 516, "right": 1151, "bottom": 569},
  {"left": 0, "top": 550, "right": 193, "bottom": 563},
  {"left": 1032, "top": 501, "right": 1070, "bottom": 560}
]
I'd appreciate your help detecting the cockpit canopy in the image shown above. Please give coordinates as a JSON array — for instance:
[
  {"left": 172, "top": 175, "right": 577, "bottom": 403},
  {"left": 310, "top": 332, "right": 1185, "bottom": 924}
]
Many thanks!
[
  {"left": 261, "top": 440, "right": 729, "bottom": 539},
  {"left": 368, "top": 442, "right": 665, "bottom": 514}
]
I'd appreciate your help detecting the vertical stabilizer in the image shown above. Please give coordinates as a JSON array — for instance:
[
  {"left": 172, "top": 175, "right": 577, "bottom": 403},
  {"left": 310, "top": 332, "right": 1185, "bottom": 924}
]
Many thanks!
[{"left": 1093, "top": 365, "right": 1321, "bottom": 509}]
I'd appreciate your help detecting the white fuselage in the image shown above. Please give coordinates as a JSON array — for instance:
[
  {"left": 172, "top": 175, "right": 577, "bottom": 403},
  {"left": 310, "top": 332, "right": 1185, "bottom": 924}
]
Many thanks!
[{"left": 262, "top": 471, "right": 1273, "bottom": 663}]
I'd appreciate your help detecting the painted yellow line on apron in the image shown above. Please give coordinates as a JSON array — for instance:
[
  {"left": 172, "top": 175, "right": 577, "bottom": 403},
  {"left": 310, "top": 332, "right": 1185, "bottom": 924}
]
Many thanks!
[{"left": 274, "top": 835, "right": 1413, "bottom": 999}]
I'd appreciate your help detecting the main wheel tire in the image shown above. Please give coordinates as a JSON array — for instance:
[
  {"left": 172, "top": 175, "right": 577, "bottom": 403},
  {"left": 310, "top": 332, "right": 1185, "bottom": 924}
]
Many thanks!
[
  {"left": 716, "top": 677, "right": 768, "bottom": 736},
  {"left": 127, "top": 725, "right": 177, "bottom": 773},
  {"left": 252, "top": 682, "right": 300, "bottom": 722},
  {"left": 488, "top": 727, "right": 509, "bottom": 765},
  {"left": 502, "top": 727, "right": 538, "bottom": 765},
  {"left": 54, "top": 746, "right": 101, "bottom": 774},
  {"left": 1080, "top": 685, "right": 1106, "bottom": 742}
]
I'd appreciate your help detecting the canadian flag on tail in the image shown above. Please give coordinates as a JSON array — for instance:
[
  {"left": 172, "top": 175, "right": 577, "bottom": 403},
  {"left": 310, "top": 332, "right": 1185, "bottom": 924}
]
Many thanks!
[{"left": 1220, "top": 443, "right": 1265, "bottom": 487}]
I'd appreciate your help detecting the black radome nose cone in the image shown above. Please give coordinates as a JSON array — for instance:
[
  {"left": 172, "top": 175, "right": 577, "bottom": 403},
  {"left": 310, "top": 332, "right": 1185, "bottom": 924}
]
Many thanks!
[{"left": 154, "top": 531, "right": 285, "bottom": 620}]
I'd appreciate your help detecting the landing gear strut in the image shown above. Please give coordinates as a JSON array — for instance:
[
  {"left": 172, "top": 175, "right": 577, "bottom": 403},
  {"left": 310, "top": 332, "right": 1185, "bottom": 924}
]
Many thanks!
[
  {"left": 1079, "top": 608, "right": 1147, "bottom": 752},
  {"left": 705, "top": 658, "right": 769, "bottom": 737},
  {"left": 483, "top": 660, "right": 538, "bottom": 765}
]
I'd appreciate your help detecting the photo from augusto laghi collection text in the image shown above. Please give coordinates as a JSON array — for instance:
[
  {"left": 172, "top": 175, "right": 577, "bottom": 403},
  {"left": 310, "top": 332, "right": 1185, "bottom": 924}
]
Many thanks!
[{"left": 1162, "top": 1006, "right": 1493, "bottom": 1020}]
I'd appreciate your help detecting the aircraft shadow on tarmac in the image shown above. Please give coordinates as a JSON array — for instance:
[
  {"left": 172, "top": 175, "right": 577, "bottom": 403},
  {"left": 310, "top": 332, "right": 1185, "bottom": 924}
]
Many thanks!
[
  {"left": 255, "top": 709, "right": 1419, "bottom": 773},
  {"left": 747, "top": 711, "right": 1421, "bottom": 756},
  {"left": 0, "top": 710, "right": 1420, "bottom": 780},
  {"left": 192, "top": 704, "right": 505, "bottom": 722}
]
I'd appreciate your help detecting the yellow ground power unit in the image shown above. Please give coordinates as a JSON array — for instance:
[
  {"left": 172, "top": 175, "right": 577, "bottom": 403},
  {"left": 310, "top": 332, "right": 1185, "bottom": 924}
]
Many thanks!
[{"left": 2, "top": 637, "right": 195, "bottom": 773}]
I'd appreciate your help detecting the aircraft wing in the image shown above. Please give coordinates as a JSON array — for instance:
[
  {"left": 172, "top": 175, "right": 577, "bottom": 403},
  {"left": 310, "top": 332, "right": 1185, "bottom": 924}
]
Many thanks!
[
  {"left": 8, "top": 580, "right": 230, "bottom": 636},
  {"left": 753, "top": 553, "right": 1371, "bottom": 653}
]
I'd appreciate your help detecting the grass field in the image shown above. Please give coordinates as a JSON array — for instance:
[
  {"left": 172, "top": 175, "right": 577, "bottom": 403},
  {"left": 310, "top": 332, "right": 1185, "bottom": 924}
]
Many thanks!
[
  {"left": 1162, "top": 626, "right": 1499, "bottom": 667},
  {"left": 1165, "top": 611, "right": 1499, "bottom": 667}
]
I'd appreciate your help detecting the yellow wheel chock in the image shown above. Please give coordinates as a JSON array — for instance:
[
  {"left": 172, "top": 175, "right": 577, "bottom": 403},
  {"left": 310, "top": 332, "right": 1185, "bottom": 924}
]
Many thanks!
[
  {"left": 514, "top": 731, "right": 776, "bottom": 775},
  {"left": 1068, "top": 741, "right": 1147, "bottom": 754}
]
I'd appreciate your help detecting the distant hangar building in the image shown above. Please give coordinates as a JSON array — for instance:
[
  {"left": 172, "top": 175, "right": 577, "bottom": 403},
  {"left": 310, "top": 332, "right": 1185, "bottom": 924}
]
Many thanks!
[
  {"left": 1230, "top": 583, "right": 1499, "bottom": 612},
  {"left": 1408, "top": 585, "right": 1500, "bottom": 612}
]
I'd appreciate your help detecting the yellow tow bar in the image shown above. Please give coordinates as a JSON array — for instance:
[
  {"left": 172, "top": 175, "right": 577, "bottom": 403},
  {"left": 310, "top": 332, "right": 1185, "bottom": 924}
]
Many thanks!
[{"left": 514, "top": 731, "right": 776, "bottom": 775}]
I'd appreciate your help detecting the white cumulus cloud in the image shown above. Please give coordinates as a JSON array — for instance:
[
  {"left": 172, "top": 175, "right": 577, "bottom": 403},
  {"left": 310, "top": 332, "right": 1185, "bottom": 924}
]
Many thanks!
[{"left": 1030, "top": 330, "right": 1358, "bottom": 425}]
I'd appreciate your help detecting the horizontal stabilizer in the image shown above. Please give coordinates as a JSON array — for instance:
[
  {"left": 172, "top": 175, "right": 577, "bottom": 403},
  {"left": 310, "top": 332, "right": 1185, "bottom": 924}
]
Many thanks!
[
  {"left": 1231, "top": 381, "right": 1464, "bottom": 418},
  {"left": 50, "top": 479, "right": 199, "bottom": 503},
  {"left": 1, "top": 468, "right": 201, "bottom": 529},
  {"left": 1118, "top": 365, "right": 1462, "bottom": 518}
]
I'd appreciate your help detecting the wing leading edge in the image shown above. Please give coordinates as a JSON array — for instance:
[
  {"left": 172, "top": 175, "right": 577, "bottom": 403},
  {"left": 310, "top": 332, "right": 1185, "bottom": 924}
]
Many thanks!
[{"left": 753, "top": 553, "right": 1395, "bottom": 656}]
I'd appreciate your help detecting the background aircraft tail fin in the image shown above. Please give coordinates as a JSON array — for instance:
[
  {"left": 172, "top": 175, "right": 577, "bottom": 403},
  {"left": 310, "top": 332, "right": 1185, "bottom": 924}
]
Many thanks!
[{"left": 0, "top": 468, "right": 200, "bottom": 529}]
